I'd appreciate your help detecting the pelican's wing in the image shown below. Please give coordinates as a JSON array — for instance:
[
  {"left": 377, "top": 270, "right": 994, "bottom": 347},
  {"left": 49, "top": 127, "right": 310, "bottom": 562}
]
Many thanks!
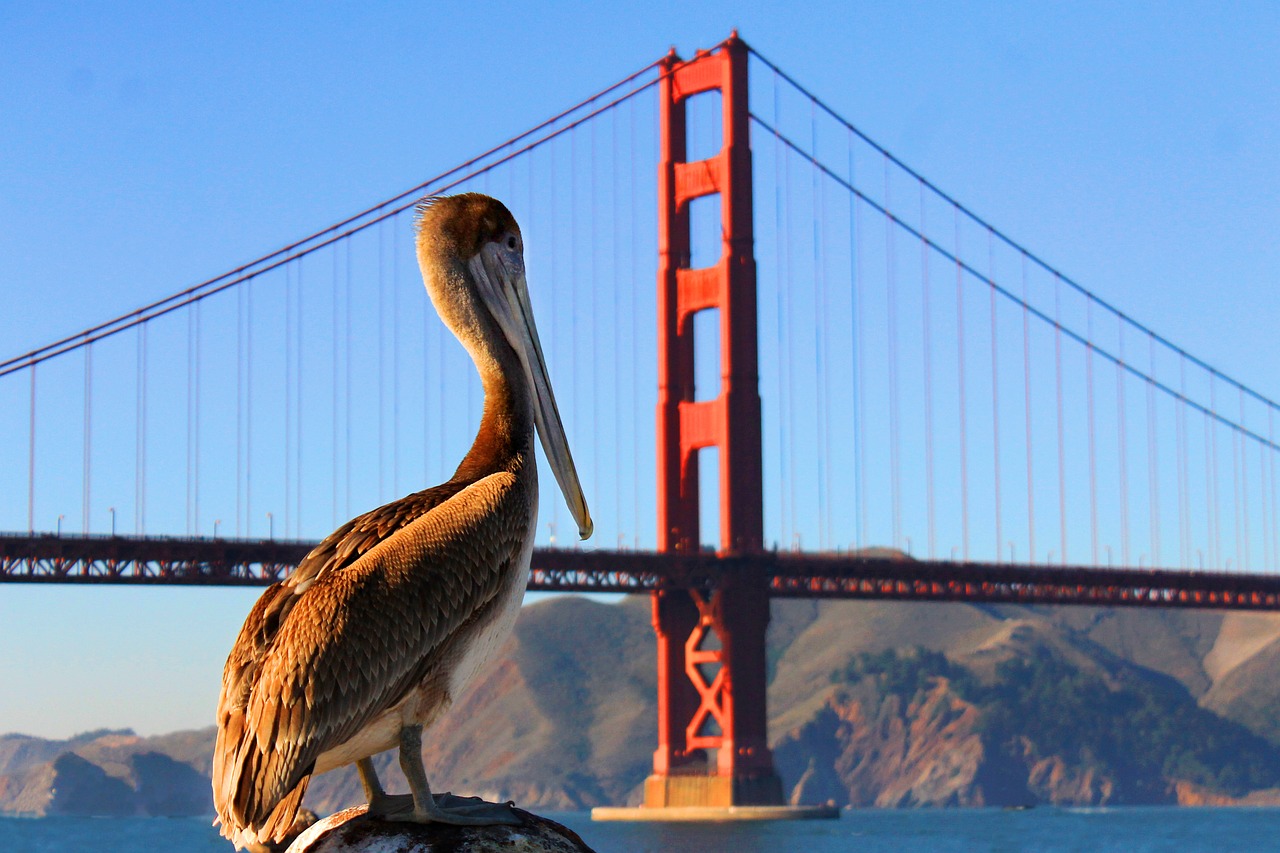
[
  {"left": 291, "top": 480, "right": 474, "bottom": 589},
  {"left": 213, "top": 480, "right": 464, "bottom": 833},
  {"left": 214, "top": 468, "right": 530, "bottom": 842}
]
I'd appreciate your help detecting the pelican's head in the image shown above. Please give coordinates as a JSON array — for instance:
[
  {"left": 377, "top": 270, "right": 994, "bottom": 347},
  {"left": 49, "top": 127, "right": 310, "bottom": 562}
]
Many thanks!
[{"left": 415, "top": 193, "right": 592, "bottom": 540}]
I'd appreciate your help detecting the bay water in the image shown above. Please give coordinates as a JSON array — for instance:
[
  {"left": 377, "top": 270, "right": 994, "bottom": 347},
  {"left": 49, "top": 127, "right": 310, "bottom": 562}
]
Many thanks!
[{"left": 4, "top": 807, "right": 1280, "bottom": 852}]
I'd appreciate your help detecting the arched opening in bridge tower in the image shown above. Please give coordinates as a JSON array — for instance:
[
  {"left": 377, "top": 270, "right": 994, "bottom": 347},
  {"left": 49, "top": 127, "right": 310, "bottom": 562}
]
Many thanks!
[
  {"left": 684, "top": 90, "right": 723, "bottom": 165},
  {"left": 692, "top": 308, "right": 721, "bottom": 403},
  {"left": 698, "top": 445, "right": 721, "bottom": 552},
  {"left": 688, "top": 193, "right": 722, "bottom": 273}
]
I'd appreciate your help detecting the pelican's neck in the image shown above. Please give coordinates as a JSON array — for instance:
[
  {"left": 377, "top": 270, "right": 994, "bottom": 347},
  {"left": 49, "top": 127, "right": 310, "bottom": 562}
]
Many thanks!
[{"left": 452, "top": 334, "right": 534, "bottom": 483}]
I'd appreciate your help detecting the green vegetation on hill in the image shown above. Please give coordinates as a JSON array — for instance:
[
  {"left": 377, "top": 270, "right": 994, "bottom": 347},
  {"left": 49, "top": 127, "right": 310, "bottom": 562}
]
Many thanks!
[
  {"left": 982, "top": 651, "right": 1280, "bottom": 797},
  {"left": 834, "top": 647, "right": 975, "bottom": 701},
  {"left": 834, "top": 646, "right": 1280, "bottom": 798}
]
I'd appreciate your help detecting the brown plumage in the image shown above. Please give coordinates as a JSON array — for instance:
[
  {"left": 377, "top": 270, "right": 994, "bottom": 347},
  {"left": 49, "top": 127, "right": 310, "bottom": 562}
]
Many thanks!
[{"left": 212, "top": 194, "right": 590, "bottom": 850}]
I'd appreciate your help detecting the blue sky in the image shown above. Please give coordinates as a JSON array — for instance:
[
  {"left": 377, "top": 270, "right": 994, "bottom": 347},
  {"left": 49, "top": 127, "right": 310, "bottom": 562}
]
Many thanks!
[{"left": 1, "top": 3, "right": 1277, "bottom": 738}]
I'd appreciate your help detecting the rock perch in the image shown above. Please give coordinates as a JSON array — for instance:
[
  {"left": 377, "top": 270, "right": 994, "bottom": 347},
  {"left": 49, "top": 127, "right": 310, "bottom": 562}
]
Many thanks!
[{"left": 286, "top": 805, "right": 597, "bottom": 853}]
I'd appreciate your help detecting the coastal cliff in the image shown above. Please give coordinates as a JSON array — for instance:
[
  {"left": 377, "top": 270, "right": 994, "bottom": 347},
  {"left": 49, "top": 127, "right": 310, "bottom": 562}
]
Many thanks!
[{"left": 7, "top": 596, "right": 1280, "bottom": 816}]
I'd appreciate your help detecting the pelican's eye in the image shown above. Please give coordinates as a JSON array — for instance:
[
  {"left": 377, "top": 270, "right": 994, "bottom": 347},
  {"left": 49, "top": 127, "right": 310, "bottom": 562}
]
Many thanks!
[{"left": 506, "top": 235, "right": 517, "bottom": 250}]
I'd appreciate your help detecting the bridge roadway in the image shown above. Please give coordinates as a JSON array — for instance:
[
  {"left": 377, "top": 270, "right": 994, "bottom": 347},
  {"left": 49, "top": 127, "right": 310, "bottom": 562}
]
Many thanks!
[{"left": 3, "top": 533, "right": 1280, "bottom": 610}]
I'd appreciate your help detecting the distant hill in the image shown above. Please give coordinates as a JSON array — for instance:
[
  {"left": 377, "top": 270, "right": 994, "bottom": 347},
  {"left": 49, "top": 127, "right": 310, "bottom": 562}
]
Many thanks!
[
  {"left": 7, "top": 596, "right": 1280, "bottom": 816},
  {"left": 0, "top": 729, "right": 213, "bottom": 817}
]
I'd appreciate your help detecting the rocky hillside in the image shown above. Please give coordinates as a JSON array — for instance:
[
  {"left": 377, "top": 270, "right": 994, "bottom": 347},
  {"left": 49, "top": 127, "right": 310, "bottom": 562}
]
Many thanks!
[
  {"left": 7, "top": 595, "right": 1280, "bottom": 816},
  {"left": 0, "top": 730, "right": 213, "bottom": 817}
]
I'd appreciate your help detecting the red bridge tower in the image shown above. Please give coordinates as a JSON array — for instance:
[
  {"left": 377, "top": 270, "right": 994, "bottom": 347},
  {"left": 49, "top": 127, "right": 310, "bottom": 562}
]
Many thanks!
[{"left": 648, "top": 33, "right": 784, "bottom": 808}]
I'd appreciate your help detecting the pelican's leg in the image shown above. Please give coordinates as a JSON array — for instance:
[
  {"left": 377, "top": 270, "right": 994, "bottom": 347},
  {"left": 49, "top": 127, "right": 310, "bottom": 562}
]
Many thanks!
[
  {"left": 359, "top": 757, "right": 413, "bottom": 817},
  {"left": 398, "top": 724, "right": 521, "bottom": 826}
]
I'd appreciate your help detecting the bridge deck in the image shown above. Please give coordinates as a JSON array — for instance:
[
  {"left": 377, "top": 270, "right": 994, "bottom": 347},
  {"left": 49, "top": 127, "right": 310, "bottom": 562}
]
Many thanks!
[{"left": 2, "top": 534, "right": 1278, "bottom": 610}]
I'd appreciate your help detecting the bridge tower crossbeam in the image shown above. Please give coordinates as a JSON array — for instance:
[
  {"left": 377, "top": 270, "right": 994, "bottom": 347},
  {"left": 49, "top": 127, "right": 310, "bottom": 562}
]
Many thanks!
[{"left": 648, "top": 33, "right": 783, "bottom": 809}]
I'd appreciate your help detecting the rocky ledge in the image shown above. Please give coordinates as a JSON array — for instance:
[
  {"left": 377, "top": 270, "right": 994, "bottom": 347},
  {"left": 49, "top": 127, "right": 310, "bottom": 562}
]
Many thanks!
[{"left": 287, "top": 805, "right": 597, "bottom": 853}]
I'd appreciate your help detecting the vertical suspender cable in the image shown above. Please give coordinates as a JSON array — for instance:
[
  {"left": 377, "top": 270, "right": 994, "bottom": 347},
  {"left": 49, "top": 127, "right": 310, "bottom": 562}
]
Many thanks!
[
  {"left": 885, "top": 157, "right": 901, "bottom": 551},
  {"left": 378, "top": 222, "right": 386, "bottom": 502},
  {"left": 589, "top": 116, "right": 599, "bottom": 533},
  {"left": 334, "top": 243, "right": 342, "bottom": 529},
  {"left": 1117, "top": 320, "right": 1129, "bottom": 566},
  {"left": 1146, "top": 334, "right": 1159, "bottom": 567},
  {"left": 812, "top": 102, "right": 827, "bottom": 550},
  {"left": 821, "top": 162, "right": 834, "bottom": 548},
  {"left": 920, "top": 183, "right": 935, "bottom": 559},
  {"left": 463, "top": 180, "right": 475, "bottom": 452},
  {"left": 437, "top": 277, "right": 445, "bottom": 487},
  {"left": 1177, "top": 357, "right": 1188, "bottom": 567},
  {"left": 1239, "top": 390, "right": 1250, "bottom": 569},
  {"left": 611, "top": 107, "right": 622, "bottom": 545},
  {"left": 194, "top": 301, "right": 202, "bottom": 536},
  {"left": 1233, "top": 402, "right": 1243, "bottom": 568},
  {"left": 1055, "top": 275, "right": 1066, "bottom": 564},
  {"left": 851, "top": 133, "right": 865, "bottom": 550},
  {"left": 570, "top": 124, "right": 579, "bottom": 546},
  {"left": 1087, "top": 299, "right": 1099, "bottom": 565},
  {"left": 84, "top": 343, "right": 92, "bottom": 533},
  {"left": 143, "top": 325, "right": 150, "bottom": 533},
  {"left": 785, "top": 115, "right": 799, "bottom": 547},
  {"left": 1210, "top": 376, "right": 1220, "bottom": 567},
  {"left": 1262, "top": 420, "right": 1271, "bottom": 572},
  {"left": 187, "top": 309, "right": 194, "bottom": 534},
  {"left": 1231, "top": 396, "right": 1241, "bottom": 567},
  {"left": 1021, "top": 253, "right": 1034, "bottom": 563},
  {"left": 247, "top": 272, "right": 254, "bottom": 536},
  {"left": 237, "top": 274, "right": 244, "bottom": 535},
  {"left": 393, "top": 218, "right": 401, "bottom": 499},
  {"left": 285, "top": 265, "right": 293, "bottom": 537},
  {"left": 988, "top": 228, "right": 1002, "bottom": 562},
  {"left": 346, "top": 234, "right": 353, "bottom": 519},
  {"left": 1271, "top": 409, "right": 1278, "bottom": 571},
  {"left": 550, "top": 133, "right": 561, "bottom": 543},
  {"left": 632, "top": 95, "right": 642, "bottom": 547},
  {"left": 1205, "top": 396, "right": 1216, "bottom": 568},
  {"left": 297, "top": 259, "right": 305, "bottom": 534},
  {"left": 28, "top": 365, "right": 36, "bottom": 533},
  {"left": 954, "top": 207, "right": 969, "bottom": 560},
  {"left": 816, "top": 111, "right": 834, "bottom": 549},
  {"left": 137, "top": 325, "right": 147, "bottom": 535},
  {"left": 424, "top": 212, "right": 432, "bottom": 488},
  {"left": 773, "top": 78, "right": 789, "bottom": 547}
]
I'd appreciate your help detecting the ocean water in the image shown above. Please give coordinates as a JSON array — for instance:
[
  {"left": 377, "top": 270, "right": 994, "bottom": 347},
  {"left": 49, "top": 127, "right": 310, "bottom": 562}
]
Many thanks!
[{"left": 4, "top": 807, "right": 1280, "bottom": 852}]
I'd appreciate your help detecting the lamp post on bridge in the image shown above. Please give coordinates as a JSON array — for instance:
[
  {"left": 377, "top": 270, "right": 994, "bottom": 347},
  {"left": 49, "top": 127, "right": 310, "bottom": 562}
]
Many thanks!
[
  {"left": 266, "top": 512, "right": 274, "bottom": 541},
  {"left": 56, "top": 514, "right": 64, "bottom": 537},
  {"left": 109, "top": 507, "right": 116, "bottom": 537}
]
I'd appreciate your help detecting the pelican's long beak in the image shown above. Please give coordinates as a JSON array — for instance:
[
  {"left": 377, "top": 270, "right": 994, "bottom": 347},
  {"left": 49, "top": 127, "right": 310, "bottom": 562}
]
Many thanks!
[{"left": 472, "top": 248, "right": 593, "bottom": 540}]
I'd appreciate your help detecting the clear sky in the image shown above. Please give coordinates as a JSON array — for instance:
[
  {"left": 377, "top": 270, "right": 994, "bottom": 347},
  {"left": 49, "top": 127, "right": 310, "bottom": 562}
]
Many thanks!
[{"left": 1, "top": 2, "right": 1277, "bottom": 739}]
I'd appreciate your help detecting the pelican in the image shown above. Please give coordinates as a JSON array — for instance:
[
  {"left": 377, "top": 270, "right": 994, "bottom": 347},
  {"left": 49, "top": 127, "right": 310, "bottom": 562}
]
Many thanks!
[{"left": 212, "top": 193, "right": 592, "bottom": 851}]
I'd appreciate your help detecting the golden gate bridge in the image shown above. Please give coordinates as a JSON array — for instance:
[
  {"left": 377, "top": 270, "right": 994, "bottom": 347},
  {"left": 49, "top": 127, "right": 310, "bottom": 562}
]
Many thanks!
[{"left": 3, "top": 33, "right": 1279, "bottom": 808}]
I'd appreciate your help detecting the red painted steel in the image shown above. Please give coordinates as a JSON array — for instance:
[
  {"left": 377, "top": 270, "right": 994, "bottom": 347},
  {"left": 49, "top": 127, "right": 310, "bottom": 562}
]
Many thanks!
[{"left": 651, "top": 32, "right": 781, "bottom": 807}]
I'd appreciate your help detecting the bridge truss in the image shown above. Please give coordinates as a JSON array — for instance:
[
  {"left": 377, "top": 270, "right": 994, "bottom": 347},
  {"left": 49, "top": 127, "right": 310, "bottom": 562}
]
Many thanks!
[{"left": 5, "top": 533, "right": 1280, "bottom": 611}]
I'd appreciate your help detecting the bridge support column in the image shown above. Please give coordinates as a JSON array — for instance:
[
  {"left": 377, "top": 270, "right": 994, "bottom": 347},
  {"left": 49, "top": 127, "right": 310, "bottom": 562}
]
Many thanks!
[{"left": 648, "top": 32, "right": 783, "bottom": 809}]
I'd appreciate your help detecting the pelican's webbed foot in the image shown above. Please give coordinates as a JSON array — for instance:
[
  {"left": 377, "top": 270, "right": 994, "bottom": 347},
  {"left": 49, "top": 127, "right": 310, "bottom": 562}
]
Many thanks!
[{"left": 412, "top": 791, "right": 523, "bottom": 826}]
